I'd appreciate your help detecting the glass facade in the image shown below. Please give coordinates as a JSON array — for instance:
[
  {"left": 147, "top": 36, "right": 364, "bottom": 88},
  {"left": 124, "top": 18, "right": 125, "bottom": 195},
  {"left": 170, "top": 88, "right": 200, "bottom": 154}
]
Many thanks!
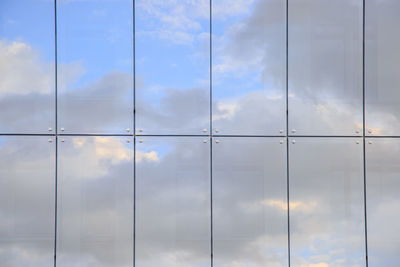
[
  {"left": 213, "top": 137, "right": 287, "bottom": 266},
  {"left": 0, "top": 0, "right": 399, "bottom": 266},
  {"left": 289, "top": 137, "right": 365, "bottom": 266}
]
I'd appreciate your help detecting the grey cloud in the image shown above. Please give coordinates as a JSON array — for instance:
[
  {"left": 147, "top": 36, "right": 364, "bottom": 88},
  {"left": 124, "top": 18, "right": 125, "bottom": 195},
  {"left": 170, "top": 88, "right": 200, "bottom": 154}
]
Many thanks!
[
  {"left": 136, "top": 138, "right": 210, "bottom": 267},
  {"left": 0, "top": 137, "right": 54, "bottom": 267},
  {"left": 213, "top": 0, "right": 365, "bottom": 136},
  {"left": 212, "top": 138, "right": 288, "bottom": 267},
  {"left": 365, "top": 0, "right": 400, "bottom": 135},
  {"left": 136, "top": 87, "right": 209, "bottom": 134},
  {"left": 212, "top": 0, "right": 286, "bottom": 135},
  {"left": 365, "top": 139, "right": 400, "bottom": 267},
  {"left": 58, "top": 70, "right": 133, "bottom": 134},
  {"left": 289, "top": 138, "right": 365, "bottom": 267},
  {"left": 57, "top": 136, "right": 133, "bottom": 267}
]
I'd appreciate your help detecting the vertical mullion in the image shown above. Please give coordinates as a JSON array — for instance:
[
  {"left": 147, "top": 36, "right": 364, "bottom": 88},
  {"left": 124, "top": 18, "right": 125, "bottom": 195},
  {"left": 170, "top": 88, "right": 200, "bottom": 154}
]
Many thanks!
[
  {"left": 209, "top": 1, "right": 214, "bottom": 267},
  {"left": 54, "top": 0, "right": 58, "bottom": 266},
  {"left": 362, "top": 0, "right": 369, "bottom": 266},
  {"left": 286, "top": 0, "right": 291, "bottom": 266},
  {"left": 133, "top": 0, "right": 136, "bottom": 266}
]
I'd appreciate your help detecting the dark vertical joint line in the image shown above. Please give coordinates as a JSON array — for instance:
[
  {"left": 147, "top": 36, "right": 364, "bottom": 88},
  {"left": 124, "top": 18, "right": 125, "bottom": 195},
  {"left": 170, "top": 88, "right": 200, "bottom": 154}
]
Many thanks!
[
  {"left": 210, "top": 140, "right": 213, "bottom": 267},
  {"left": 54, "top": 0, "right": 58, "bottom": 266},
  {"left": 54, "top": 137, "right": 58, "bottom": 267},
  {"left": 133, "top": 138, "right": 136, "bottom": 267},
  {"left": 133, "top": 1, "right": 136, "bottom": 267},
  {"left": 362, "top": 0, "right": 369, "bottom": 266},
  {"left": 209, "top": 1, "right": 214, "bottom": 266},
  {"left": 285, "top": 0, "right": 289, "bottom": 138},
  {"left": 286, "top": 138, "right": 290, "bottom": 267},
  {"left": 286, "top": 0, "right": 290, "bottom": 266},
  {"left": 209, "top": 0, "right": 213, "bottom": 132}
]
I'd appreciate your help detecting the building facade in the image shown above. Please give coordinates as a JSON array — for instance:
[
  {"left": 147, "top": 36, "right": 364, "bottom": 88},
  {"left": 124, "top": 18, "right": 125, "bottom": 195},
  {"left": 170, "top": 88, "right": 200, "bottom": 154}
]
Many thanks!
[{"left": 0, "top": 0, "right": 399, "bottom": 266}]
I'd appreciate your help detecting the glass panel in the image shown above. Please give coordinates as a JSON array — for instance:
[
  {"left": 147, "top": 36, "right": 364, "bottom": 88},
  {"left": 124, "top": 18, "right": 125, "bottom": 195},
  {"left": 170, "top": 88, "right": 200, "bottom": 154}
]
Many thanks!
[
  {"left": 366, "top": 138, "right": 400, "bottom": 266},
  {"left": 0, "top": 0, "right": 55, "bottom": 134},
  {"left": 365, "top": 1, "right": 400, "bottom": 136},
  {"left": 57, "top": 136, "right": 133, "bottom": 267},
  {"left": 213, "top": 137, "right": 288, "bottom": 266},
  {"left": 289, "top": 137, "right": 365, "bottom": 266},
  {"left": 57, "top": 0, "right": 133, "bottom": 134},
  {"left": 212, "top": 0, "right": 286, "bottom": 136},
  {"left": 288, "top": 0, "right": 363, "bottom": 136},
  {"left": 135, "top": 1, "right": 210, "bottom": 135},
  {"left": 0, "top": 136, "right": 55, "bottom": 266},
  {"left": 136, "top": 137, "right": 210, "bottom": 266}
]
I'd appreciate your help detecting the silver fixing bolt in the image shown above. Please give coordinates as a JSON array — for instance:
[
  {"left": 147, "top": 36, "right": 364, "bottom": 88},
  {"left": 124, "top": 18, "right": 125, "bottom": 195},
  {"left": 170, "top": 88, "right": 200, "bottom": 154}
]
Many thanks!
[
  {"left": 48, "top": 127, "right": 52, "bottom": 132},
  {"left": 126, "top": 128, "right": 130, "bottom": 133},
  {"left": 139, "top": 140, "right": 143, "bottom": 143},
  {"left": 48, "top": 138, "right": 52, "bottom": 143},
  {"left": 292, "top": 140, "right": 296, "bottom": 144},
  {"left": 61, "top": 139, "right": 65, "bottom": 143},
  {"left": 203, "top": 139, "right": 208, "bottom": 143},
  {"left": 368, "top": 141, "right": 373, "bottom": 144},
  {"left": 292, "top": 129, "right": 296, "bottom": 133},
  {"left": 355, "top": 130, "right": 360, "bottom": 134},
  {"left": 215, "top": 129, "right": 219, "bottom": 133},
  {"left": 60, "top": 127, "right": 65, "bottom": 132},
  {"left": 215, "top": 139, "right": 220, "bottom": 144},
  {"left": 202, "top": 128, "right": 207, "bottom": 133},
  {"left": 356, "top": 140, "right": 360, "bottom": 144},
  {"left": 368, "top": 130, "right": 372, "bottom": 134},
  {"left": 280, "top": 140, "right": 284, "bottom": 144},
  {"left": 126, "top": 139, "right": 131, "bottom": 143},
  {"left": 280, "top": 130, "right": 284, "bottom": 134},
  {"left": 138, "top": 129, "right": 143, "bottom": 133}
]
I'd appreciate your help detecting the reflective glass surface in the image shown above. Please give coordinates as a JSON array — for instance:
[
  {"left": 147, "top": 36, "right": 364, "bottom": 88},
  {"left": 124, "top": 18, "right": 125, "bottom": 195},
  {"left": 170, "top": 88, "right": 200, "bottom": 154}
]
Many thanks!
[
  {"left": 0, "top": 136, "right": 55, "bottom": 266},
  {"left": 289, "top": 137, "right": 365, "bottom": 266},
  {"left": 3, "top": 1, "right": 400, "bottom": 266},
  {"left": 365, "top": 0, "right": 400, "bottom": 136},
  {"left": 136, "top": 137, "right": 210, "bottom": 267},
  {"left": 213, "top": 137, "right": 288, "bottom": 267},
  {"left": 0, "top": 0, "right": 55, "bottom": 134},
  {"left": 288, "top": 0, "right": 363, "bottom": 136},
  {"left": 57, "top": 0, "right": 133, "bottom": 134},
  {"left": 212, "top": 0, "right": 286, "bottom": 136},
  {"left": 135, "top": 0, "right": 210, "bottom": 135},
  {"left": 57, "top": 136, "right": 133, "bottom": 267},
  {"left": 366, "top": 138, "right": 400, "bottom": 266}
]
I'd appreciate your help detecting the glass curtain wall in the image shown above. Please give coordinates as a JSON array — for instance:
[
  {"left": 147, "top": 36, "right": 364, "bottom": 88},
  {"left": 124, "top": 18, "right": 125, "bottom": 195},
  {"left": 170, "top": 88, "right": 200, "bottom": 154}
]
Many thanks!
[{"left": 0, "top": 0, "right": 399, "bottom": 266}]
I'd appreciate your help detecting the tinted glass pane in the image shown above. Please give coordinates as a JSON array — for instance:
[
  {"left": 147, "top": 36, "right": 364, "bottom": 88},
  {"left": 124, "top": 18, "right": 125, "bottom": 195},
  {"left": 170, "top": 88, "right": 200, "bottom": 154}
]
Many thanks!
[
  {"left": 288, "top": 0, "right": 363, "bottom": 136},
  {"left": 366, "top": 138, "right": 400, "bottom": 266},
  {"left": 0, "top": 136, "right": 55, "bottom": 266},
  {"left": 136, "top": 137, "right": 210, "bottom": 266},
  {"left": 365, "top": 0, "right": 400, "bottom": 136},
  {"left": 135, "top": 1, "right": 210, "bottom": 135},
  {"left": 289, "top": 137, "right": 365, "bottom": 266},
  {"left": 0, "top": 0, "right": 55, "bottom": 134},
  {"left": 213, "top": 137, "right": 288, "bottom": 266},
  {"left": 57, "top": 136, "right": 133, "bottom": 266},
  {"left": 57, "top": 0, "right": 133, "bottom": 134},
  {"left": 212, "top": 0, "right": 286, "bottom": 136}
]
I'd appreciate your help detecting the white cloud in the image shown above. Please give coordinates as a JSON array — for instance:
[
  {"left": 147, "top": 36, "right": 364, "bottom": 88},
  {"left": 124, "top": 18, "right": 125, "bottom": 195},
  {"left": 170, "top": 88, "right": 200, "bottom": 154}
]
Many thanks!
[
  {"left": 213, "top": 101, "right": 239, "bottom": 121},
  {"left": 62, "top": 137, "right": 133, "bottom": 179},
  {"left": 0, "top": 39, "right": 87, "bottom": 96},
  {"left": 136, "top": 0, "right": 209, "bottom": 45},
  {"left": 212, "top": 0, "right": 256, "bottom": 18},
  {"left": 136, "top": 150, "right": 159, "bottom": 163},
  {"left": 0, "top": 39, "right": 53, "bottom": 95}
]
